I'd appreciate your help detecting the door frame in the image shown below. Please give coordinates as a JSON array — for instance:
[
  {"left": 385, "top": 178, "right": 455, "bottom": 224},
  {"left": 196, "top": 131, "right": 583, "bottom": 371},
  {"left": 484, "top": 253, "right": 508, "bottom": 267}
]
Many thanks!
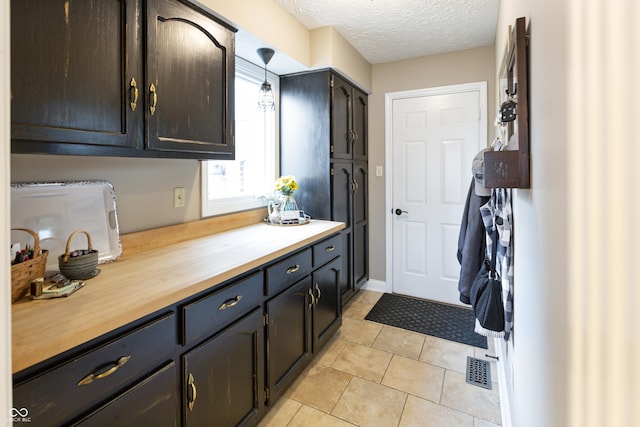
[{"left": 384, "top": 81, "right": 488, "bottom": 294}]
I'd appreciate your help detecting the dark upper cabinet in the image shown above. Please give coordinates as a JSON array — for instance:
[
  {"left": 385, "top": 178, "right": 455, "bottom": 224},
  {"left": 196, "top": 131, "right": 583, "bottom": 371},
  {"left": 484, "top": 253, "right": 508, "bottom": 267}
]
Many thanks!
[
  {"left": 11, "top": 0, "right": 144, "bottom": 153},
  {"left": 331, "top": 75, "right": 368, "bottom": 161},
  {"left": 10, "top": 0, "right": 235, "bottom": 159},
  {"left": 146, "top": 0, "right": 234, "bottom": 157}
]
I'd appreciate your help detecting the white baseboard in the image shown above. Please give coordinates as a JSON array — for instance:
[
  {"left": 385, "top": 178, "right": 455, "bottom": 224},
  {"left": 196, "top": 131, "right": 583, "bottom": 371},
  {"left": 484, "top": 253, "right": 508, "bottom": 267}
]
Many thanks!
[
  {"left": 360, "top": 279, "right": 389, "bottom": 293},
  {"left": 493, "top": 337, "right": 513, "bottom": 427}
]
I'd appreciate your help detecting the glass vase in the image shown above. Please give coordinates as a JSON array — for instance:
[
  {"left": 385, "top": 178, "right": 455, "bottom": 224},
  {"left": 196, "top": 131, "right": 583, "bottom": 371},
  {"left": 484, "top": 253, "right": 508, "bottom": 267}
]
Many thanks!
[{"left": 278, "top": 193, "right": 299, "bottom": 214}]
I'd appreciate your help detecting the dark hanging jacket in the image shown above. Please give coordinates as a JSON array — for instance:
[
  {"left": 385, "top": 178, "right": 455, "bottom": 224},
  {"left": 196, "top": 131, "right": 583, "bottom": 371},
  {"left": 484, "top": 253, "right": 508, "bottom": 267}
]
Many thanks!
[{"left": 457, "top": 179, "right": 490, "bottom": 304}]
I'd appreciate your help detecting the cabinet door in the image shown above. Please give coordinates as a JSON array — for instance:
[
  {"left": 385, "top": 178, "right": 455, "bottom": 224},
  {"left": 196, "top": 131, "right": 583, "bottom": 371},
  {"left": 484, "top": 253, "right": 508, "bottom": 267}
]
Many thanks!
[
  {"left": 11, "top": 0, "right": 143, "bottom": 153},
  {"left": 331, "top": 161, "right": 352, "bottom": 228},
  {"left": 331, "top": 75, "right": 352, "bottom": 160},
  {"left": 146, "top": 0, "right": 235, "bottom": 157},
  {"left": 353, "top": 163, "right": 369, "bottom": 289},
  {"left": 311, "top": 258, "right": 341, "bottom": 352},
  {"left": 352, "top": 88, "right": 368, "bottom": 161},
  {"left": 183, "top": 309, "right": 264, "bottom": 427},
  {"left": 73, "top": 362, "right": 178, "bottom": 427},
  {"left": 265, "top": 277, "right": 312, "bottom": 404}
]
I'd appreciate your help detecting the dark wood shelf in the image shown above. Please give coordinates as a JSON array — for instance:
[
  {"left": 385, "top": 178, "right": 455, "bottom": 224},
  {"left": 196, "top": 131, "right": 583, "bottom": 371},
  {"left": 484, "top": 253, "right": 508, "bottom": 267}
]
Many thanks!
[{"left": 485, "top": 17, "right": 530, "bottom": 189}]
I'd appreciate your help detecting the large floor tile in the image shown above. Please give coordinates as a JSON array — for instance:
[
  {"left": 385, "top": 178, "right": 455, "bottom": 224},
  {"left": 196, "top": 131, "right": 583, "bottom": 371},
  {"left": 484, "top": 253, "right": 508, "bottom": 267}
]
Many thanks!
[
  {"left": 334, "top": 317, "right": 382, "bottom": 346},
  {"left": 354, "top": 290, "right": 383, "bottom": 305},
  {"left": 343, "top": 300, "right": 375, "bottom": 320},
  {"left": 257, "top": 397, "right": 302, "bottom": 427},
  {"left": 381, "top": 355, "right": 445, "bottom": 402},
  {"left": 399, "top": 395, "right": 474, "bottom": 427},
  {"left": 288, "top": 405, "right": 356, "bottom": 427},
  {"left": 332, "top": 377, "right": 407, "bottom": 427},
  {"left": 372, "top": 326, "right": 425, "bottom": 360},
  {"left": 440, "top": 370, "right": 502, "bottom": 425},
  {"left": 419, "top": 335, "right": 476, "bottom": 373},
  {"left": 284, "top": 364, "right": 352, "bottom": 413},
  {"left": 331, "top": 342, "right": 393, "bottom": 383},
  {"left": 315, "top": 337, "right": 349, "bottom": 367}
]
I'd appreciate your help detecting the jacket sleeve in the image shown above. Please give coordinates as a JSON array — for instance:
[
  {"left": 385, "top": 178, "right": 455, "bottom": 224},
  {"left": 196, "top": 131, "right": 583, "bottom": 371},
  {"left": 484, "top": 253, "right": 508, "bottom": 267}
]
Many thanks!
[{"left": 457, "top": 179, "right": 490, "bottom": 304}]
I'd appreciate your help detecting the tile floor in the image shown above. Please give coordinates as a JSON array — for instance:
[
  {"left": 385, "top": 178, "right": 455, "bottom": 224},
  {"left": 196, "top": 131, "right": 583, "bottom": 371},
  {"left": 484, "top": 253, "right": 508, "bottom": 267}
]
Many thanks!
[{"left": 258, "top": 290, "right": 502, "bottom": 427}]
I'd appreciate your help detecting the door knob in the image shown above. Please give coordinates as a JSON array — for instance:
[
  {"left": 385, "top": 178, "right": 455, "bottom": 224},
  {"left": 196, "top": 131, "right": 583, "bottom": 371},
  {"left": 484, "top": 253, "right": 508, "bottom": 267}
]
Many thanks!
[{"left": 394, "top": 209, "right": 408, "bottom": 216}]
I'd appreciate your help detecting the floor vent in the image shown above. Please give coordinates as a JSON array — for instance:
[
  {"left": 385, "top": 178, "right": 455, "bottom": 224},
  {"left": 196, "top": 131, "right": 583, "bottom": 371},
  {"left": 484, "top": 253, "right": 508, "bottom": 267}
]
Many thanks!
[{"left": 466, "top": 356, "right": 492, "bottom": 389}]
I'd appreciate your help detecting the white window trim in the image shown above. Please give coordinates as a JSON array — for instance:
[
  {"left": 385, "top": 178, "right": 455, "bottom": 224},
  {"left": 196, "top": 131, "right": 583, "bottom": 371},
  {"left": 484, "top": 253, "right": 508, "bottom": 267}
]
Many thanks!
[{"left": 200, "top": 57, "right": 279, "bottom": 217}]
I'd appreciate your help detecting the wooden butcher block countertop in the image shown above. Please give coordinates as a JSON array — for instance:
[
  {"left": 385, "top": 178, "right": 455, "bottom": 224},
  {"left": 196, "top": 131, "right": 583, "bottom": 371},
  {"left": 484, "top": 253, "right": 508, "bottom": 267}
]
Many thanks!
[{"left": 12, "top": 219, "right": 345, "bottom": 374}]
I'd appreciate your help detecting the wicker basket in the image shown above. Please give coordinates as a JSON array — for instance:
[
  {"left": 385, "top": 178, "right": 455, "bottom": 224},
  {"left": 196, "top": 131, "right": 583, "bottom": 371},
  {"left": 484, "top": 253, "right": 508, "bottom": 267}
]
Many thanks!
[
  {"left": 58, "top": 230, "right": 99, "bottom": 280},
  {"left": 11, "top": 228, "right": 49, "bottom": 303}
]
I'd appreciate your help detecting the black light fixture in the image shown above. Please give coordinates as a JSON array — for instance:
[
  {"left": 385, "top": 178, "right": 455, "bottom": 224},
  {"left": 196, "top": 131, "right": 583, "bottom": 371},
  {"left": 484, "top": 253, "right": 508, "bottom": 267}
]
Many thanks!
[{"left": 257, "top": 47, "right": 275, "bottom": 112}]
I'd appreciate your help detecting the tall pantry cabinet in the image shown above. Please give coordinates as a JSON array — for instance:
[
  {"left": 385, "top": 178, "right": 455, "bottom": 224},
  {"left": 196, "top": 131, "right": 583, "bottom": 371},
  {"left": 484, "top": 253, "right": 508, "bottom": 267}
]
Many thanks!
[{"left": 280, "top": 70, "right": 368, "bottom": 305}]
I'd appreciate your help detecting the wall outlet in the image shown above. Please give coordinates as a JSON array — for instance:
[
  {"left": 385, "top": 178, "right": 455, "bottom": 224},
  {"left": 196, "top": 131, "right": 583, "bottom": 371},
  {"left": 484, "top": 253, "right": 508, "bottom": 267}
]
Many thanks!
[{"left": 173, "top": 187, "right": 185, "bottom": 208}]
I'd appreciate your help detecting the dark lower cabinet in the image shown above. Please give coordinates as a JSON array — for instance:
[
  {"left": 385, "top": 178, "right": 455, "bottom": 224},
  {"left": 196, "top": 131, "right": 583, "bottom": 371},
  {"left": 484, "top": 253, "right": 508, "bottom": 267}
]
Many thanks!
[
  {"left": 12, "top": 232, "right": 343, "bottom": 426},
  {"left": 182, "top": 308, "right": 264, "bottom": 427},
  {"left": 311, "top": 257, "right": 342, "bottom": 352},
  {"left": 73, "top": 362, "right": 179, "bottom": 427},
  {"left": 265, "top": 277, "right": 312, "bottom": 404}
]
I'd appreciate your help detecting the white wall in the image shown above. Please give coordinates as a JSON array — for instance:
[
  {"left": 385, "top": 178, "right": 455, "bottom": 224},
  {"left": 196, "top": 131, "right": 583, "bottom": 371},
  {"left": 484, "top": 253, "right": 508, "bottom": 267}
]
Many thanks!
[{"left": 498, "top": 0, "right": 640, "bottom": 426}]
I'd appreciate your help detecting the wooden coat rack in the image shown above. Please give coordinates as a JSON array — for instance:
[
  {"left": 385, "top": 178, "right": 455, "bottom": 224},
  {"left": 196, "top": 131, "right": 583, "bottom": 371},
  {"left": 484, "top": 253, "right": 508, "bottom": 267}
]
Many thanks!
[{"left": 484, "top": 17, "right": 530, "bottom": 188}]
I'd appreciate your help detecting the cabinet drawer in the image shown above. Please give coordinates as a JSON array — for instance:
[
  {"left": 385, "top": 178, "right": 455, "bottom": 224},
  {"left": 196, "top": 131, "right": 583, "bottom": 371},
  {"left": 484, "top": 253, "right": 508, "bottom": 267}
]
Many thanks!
[
  {"left": 13, "top": 312, "right": 176, "bottom": 427},
  {"left": 265, "top": 248, "right": 312, "bottom": 297},
  {"left": 182, "top": 271, "right": 263, "bottom": 345},
  {"left": 72, "top": 362, "right": 178, "bottom": 426},
  {"left": 313, "top": 234, "right": 342, "bottom": 268}
]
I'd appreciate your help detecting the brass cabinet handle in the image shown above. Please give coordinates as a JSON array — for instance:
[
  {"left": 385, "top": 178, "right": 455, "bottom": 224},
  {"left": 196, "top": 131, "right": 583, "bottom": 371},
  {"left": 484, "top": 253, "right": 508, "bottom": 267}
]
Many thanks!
[
  {"left": 308, "top": 288, "right": 316, "bottom": 308},
  {"left": 187, "top": 373, "right": 197, "bottom": 411},
  {"left": 149, "top": 83, "right": 158, "bottom": 115},
  {"left": 325, "top": 245, "right": 335, "bottom": 252},
  {"left": 218, "top": 295, "right": 242, "bottom": 310},
  {"left": 129, "top": 78, "right": 139, "bottom": 111},
  {"left": 286, "top": 265, "right": 300, "bottom": 274},
  {"left": 315, "top": 283, "right": 322, "bottom": 302},
  {"left": 77, "top": 355, "right": 131, "bottom": 386}
]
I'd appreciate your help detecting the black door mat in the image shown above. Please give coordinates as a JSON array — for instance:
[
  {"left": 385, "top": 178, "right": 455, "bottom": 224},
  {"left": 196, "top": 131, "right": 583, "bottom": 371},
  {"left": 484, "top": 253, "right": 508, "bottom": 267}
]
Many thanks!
[
  {"left": 364, "top": 293, "right": 487, "bottom": 349},
  {"left": 466, "top": 356, "right": 492, "bottom": 389}
]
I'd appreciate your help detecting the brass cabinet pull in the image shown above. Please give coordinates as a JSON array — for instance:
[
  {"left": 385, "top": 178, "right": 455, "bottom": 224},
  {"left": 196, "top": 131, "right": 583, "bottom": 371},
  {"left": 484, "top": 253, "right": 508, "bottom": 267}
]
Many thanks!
[
  {"left": 149, "top": 83, "right": 158, "bottom": 115},
  {"left": 187, "top": 373, "right": 197, "bottom": 411},
  {"left": 315, "top": 283, "right": 322, "bottom": 302},
  {"left": 77, "top": 355, "right": 131, "bottom": 386},
  {"left": 129, "top": 78, "right": 139, "bottom": 111},
  {"left": 286, "top": 265, "right": 300, "bottom": 274},
  {"left": 308, "top": 288, "right": 316, "bottom": 307},
  {"left": 325, "top": 245, "right": 335, "bottom": 252},
  {"left": 218, "top": 295, "right": 243, "bottom": 310}
]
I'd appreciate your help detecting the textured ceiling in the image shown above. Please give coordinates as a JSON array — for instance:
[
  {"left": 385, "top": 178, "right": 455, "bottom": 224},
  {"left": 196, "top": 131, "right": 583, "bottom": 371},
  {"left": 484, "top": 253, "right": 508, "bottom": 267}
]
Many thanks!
[{"left": 273, "top": 0, "right": 499, "bottom": 64}]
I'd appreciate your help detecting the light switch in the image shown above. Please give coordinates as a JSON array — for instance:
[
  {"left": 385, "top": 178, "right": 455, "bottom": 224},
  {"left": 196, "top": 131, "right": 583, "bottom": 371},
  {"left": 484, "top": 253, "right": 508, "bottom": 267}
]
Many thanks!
[{"left": 376, "top": 165, "right": 383, "bottom": 177}]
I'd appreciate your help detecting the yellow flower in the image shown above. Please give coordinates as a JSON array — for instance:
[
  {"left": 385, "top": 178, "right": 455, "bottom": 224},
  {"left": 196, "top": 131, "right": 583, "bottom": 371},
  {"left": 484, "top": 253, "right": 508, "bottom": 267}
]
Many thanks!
[{"left": 275, "top": 175, "right": 298, "bottom": 195}]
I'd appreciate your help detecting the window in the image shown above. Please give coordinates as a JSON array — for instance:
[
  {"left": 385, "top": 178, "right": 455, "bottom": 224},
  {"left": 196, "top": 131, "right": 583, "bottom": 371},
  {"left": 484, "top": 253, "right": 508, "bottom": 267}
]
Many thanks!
[{"left": 201, "top": 57, "right": 279, "bottom": 216}]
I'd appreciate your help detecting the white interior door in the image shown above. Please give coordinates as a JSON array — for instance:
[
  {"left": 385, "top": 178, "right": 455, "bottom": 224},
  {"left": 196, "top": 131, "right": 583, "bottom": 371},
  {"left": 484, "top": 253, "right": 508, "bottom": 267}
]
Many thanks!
[{"left": 391, "top": 87, "right": 484, "bottom": 305}]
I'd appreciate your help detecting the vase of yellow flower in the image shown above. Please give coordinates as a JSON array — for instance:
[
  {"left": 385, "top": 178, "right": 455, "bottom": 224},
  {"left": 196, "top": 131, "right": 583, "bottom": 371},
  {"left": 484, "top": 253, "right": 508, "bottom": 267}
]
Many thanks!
[{"left": 274, "top": 175, "right": 299, "bottom": 220}]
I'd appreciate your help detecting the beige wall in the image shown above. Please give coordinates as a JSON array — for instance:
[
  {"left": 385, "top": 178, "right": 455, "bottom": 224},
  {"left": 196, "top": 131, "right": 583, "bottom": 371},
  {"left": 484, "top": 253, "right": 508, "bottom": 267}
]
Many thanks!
[
  {"left": 201, "top": 0, "right": 372, "bottom": 90},
  {"left": 10, "top": 155, "right": 202, "bottom": 235},
  {"left": 367, "top": 45, "right": 496, "bottom": 282}
]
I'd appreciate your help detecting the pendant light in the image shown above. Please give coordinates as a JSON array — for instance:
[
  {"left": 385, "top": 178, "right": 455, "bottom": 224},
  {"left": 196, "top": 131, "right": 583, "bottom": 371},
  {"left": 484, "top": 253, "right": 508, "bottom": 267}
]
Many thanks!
[{"left": 257, "top": 47, "right": 275, "bottom": 112}]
